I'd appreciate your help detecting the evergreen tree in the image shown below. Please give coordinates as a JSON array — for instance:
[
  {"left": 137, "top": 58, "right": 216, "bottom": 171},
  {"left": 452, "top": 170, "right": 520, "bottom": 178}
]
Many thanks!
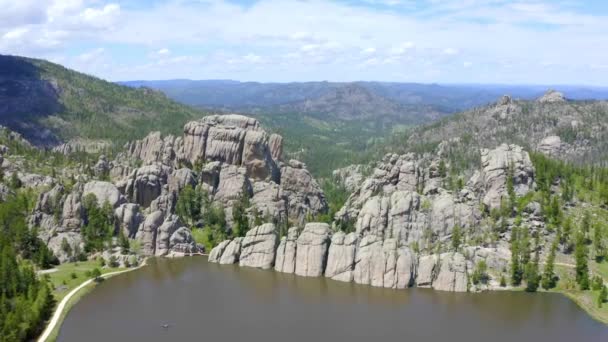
[
  {"left": 593, "top": 222, "right": 605, "bottom": 262},
  {"left": 452, "top": 224, "right": 462, "bottom": 251},
  {"left": 575, "top": 231, "right": 590, "bottom": 290},
  {"left": 599, "top": 285, "right": 608, "bottom": 308},
  {"left": 510, "top": 226, "right": 523, "bottom": 286},
  {"left": 541, "top": 241, "right": 558, "bottom": 290}
]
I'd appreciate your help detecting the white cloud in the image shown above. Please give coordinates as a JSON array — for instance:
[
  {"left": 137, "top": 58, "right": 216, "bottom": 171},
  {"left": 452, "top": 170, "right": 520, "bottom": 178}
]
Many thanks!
[
  {"left": 361, "top": 47, "right": 376, "bottom": 54},
  {"left": 2, "top": 0, "right": 608, "bottom": 84},
  {"left": 390, "top": 42, "right": 415, "bottom": 55}
]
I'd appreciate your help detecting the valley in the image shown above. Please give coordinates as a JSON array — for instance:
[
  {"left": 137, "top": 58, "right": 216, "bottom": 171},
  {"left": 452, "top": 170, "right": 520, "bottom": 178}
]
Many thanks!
[{"left": 2, "top": 56, "right": 608, "bottom": 341}]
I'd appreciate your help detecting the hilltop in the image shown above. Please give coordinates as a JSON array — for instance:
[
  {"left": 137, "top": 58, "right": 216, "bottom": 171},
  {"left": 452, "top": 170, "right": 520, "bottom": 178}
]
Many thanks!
[{"left": 0, "top": 55, "right": 203, "bottom": 148}]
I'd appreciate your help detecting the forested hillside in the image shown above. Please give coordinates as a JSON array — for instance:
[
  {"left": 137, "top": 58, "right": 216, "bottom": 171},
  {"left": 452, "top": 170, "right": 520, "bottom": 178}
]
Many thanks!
[{"left": 0, "top": 55, "right": 203, "bottom": 147}]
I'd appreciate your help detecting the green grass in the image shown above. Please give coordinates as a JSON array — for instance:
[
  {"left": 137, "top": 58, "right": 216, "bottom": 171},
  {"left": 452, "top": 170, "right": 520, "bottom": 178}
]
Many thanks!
[
  {"left": 553, "top": 264, "right": 608, "bottom": 325},
  {"left": 47, "top": 260, "right": 125, "bottom": 301}
]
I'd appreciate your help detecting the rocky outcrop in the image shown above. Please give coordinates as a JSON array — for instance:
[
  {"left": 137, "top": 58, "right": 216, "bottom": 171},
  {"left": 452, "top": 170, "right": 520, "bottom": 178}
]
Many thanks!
[
  {"left": 281, "top": 160, "right": 328, "bottom": 222},
  {"left": 295, "top": 223, "right": 331, "bottom": 277},
  {"left": 138, "top": 210, "right": 164, "bottom": 255},
  {"left": 155, "top": 214, "right": 183, "bottom": 256},
  {"left": 333, "top": 165, "right": 365, "bottom": 192},
  {"left": 124, "top": 164, "right": 171, "bottom": 207},
  {"left": 115, "top": 114, "right": 327, "bottom": 223},
  {"left": 537, "top": 135, "right": 562, "bottom": 157},
  {"left": 537, "top": 90, "right": 566, "bottom": 103},
  {"left": 476, "top": 144, "right": 535, "bottom": 209},
  {"left": 239, "top": 223, "right": 278, "bottom": 269}
]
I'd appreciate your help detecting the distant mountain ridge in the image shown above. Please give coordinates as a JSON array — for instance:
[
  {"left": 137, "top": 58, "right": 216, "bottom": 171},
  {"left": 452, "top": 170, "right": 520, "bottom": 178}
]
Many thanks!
[{"left": 121, "top": 79, "right": 608, "bottom": 115}]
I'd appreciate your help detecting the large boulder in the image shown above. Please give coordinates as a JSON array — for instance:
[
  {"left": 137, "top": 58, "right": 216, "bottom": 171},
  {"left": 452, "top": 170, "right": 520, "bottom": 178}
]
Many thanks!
[
  {"left": 83, "top": 181, "right": 125, "bottom": 208},
  {"left": 169, "top": 227, "right": 202, "bottom": 255},
  {"left": 274, "top": 227, "right": 299, "bottom": 273},
  {"left": 295, "top": 223, "right": 331, "bottom": 277},
  {"left": 239, "top": 223, "right": 278, "bottom": 269}
]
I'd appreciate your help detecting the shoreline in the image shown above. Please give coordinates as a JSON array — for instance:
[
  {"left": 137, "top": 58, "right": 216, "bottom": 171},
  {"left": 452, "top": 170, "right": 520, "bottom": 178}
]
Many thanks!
[{"left": 37, "top": 258, "right": 149, "bottom": 342}]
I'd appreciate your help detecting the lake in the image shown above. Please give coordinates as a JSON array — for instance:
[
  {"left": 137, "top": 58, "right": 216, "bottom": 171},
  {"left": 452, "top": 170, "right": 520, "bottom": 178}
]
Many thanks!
[{"left": 58, "top": 257, "right": 608, "bottom": 342}]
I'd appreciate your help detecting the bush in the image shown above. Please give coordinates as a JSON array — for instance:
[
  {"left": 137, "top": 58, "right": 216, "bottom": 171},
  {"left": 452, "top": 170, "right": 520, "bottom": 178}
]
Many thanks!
[{"left": 471, "top": 260, "right": 489, "bottom": 285}]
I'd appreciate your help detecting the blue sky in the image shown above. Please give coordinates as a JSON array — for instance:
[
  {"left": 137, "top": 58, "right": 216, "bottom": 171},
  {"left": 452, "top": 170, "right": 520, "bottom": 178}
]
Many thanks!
[{"left": 2, "top": 0, "right": 608, "bottom": 85}]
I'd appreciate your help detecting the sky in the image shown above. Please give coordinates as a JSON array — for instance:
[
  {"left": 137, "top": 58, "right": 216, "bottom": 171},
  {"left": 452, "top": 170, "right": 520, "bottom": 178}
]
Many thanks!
[{"left": 2, "top": 0, "right": 608, "bottom": 85}]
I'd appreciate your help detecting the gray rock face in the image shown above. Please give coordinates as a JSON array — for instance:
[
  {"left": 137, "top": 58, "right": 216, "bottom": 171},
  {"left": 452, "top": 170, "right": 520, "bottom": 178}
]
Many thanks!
[
  {"left": 325, "top": 231, "right": 357, "bottom": 282},
  {"left": 352, "top": 237, "right": 413, "bottom": 289},
  {"left": 155, "top": 214, "right": 183, "bottom": 256},
  {"left": 433, "top": 253, "right": 468, "bottom": 292},
  {"left": 46, "top": 232, "right": 83, "bottom": 263},
  {"left": 219, "top": 238, "right": 243, "bottom": 264},
  {"left": 353, "top": 235, "right": 385, "bottom": 286},
  {"left": 138, "top": 210, "right": 165, "bottom": 255},
  {"left": 209, "top": 240, "right": 231, "bottom": 263},
  {"left": 333, "top": 165, "right": 365, "bottom": 193},
  {"left": 168, "top": 168, "right": 196, "bottom": 194},
  {"left": 214, "top": 165, "right": 251, "bottom": 203},
  {"left": 115, "top": 114, "right": 325, "bottom": 223},
  {"left": 281, "top": 161, "right": 328, "bottom": 222},
  {"left": 35, "top": 184, "right": 64, "bottom": 214},
  {"left": 269, "top": 134, "right": 283, "bottom": 160},
  {"left": 125, "top": 164, "right": 171, "bottom": 207},
  {"left": 61, "top": 192, "right": 84, "bottom": 231},
  {"left": 251, "top": 181, "right": 287, "bottom": 223},
  {"left": 83, "top": 181, "right": 125, "bottom": 208},
  {"left": 538, "top": 89, "right": 566, "bottom": 103},
  {"left": 295, "top": 223, "right": 331, "bottom": 277},
  {"left": 538, "top": 135, "right": 562, "bottom": 157},
  {"left": 114, "top": 203, "right": 143, "bottom": 238},
  {"left": 239, "top": 223, "right": 278, "bottom": 269},
  {"left": 169, "top": 227, "right": 202, "bottom": 254},
  {"left": 416, "top": 255, "right": 438, "bottom": 288},
  {"left": 479, "top": 144, "right": 535, "bottom": 209},
  {"left": 94, "top": 155, "right": 110, "bottom": 177},
  {"left": 275, "top": 227, "right": 299, "bottom": 273}
]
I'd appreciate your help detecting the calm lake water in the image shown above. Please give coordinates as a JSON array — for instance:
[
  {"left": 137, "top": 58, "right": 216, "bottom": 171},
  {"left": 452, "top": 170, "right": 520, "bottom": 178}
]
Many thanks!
[{"left": 58, "top": 257, "right": 608, "bottom": 342}]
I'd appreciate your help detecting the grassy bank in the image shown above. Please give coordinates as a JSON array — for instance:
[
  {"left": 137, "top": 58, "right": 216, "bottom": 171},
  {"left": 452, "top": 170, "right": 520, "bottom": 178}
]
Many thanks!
[
  {"left": 39, "top": 260, "right": 146, "bottom": 342},
  {"left": 46, "top": 260, "right": 126, "bottom": 301},
  {"left": 552, "top": 262, "right": 608, "bottom": 325}
]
